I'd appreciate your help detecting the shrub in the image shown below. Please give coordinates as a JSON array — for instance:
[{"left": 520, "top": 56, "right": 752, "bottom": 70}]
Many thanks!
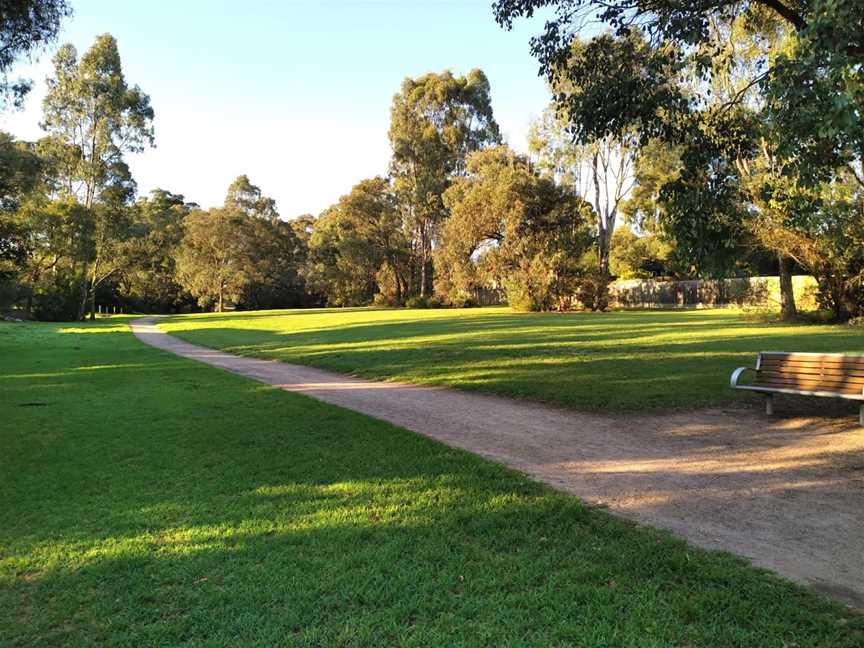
[{"left": 405, "top": 295, "right": 444, "bottom": 309}]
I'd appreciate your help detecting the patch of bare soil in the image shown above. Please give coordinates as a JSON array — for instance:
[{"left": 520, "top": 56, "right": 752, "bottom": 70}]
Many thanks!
[{"left": 133, "top": 318, "right": 864, "bottom": 609}]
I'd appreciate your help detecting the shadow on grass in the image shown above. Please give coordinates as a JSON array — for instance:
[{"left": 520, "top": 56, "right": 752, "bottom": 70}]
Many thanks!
[
  {"left": 161, "top": 315, "right": 863, "bottom": 411},
  {"left": 3, "top": 322, "right": 864, "bottom": 645}
]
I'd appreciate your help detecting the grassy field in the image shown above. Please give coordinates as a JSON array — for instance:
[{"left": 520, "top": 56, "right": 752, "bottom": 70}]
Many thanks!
[
  {"left": 161, "top": 307, "right": 863, "bottom": 410},
  {"left": 3, "top": 319, "right": 863, "bottom": 646}
]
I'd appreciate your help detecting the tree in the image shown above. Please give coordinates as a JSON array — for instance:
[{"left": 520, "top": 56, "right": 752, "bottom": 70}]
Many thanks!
[
  {"left": 306, "top": 177, "right": 410, "bottom": 306},
  {"left": 0, "top": 0, "right": 71, "bottom": 108},
  {"left": 529, "top": 105, "right": 635, "bottom": 276},
  {"left": 0, "top": 131, "right": 41, "bottom": 208},
  {"left": 175, "top": 209, "right": 251, "bottom": 312},
  {"left": 0, "top": 131, "right": 42, "bottom": 309},
  {"left": 388, "top": 69, "right": 500, "bottom": 297},
  {"left": 236, "top": 216, "right": 306, "bottom": 310},
  {"left": 119, "top": 189, "right": 192, "bottom": 312},
  {"left": 609, "top": 228, "right": 674, "bottom": 279},
  {"left": 12, "top": 198, "right": 91, "bottom": 319},
  {"left": 224, "top": 174, "right": 279, "bottom": 222},
  {"left": 40, "top": 33, "right": 154, "bottom": 319},
  {"left": 437, "top": 146, "right": 593, "bottom": 310},
  {"left": 498, "top": 2, "right": 864, "bottom": 317},
  {"left": 494, "top": 1, "right": 864, "bottom": 161},
  {"left": 176, "top": 176, "right": 307, "bottom": 313}
]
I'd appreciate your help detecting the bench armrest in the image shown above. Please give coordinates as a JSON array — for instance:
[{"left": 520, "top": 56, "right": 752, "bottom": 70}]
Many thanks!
[{"left": 730, "top": 366, "right": 756, "bottom": 388}]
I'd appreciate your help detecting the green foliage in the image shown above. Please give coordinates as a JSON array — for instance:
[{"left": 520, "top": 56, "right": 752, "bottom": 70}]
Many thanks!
[
  {"left": 176, "top": 176, "right": 307, "bottom": 314},
  {"left": 437, "top": 146, "right": 593, "bottom": 311},
  {"left": 529, "top": 103, "right": 637, "bottom": 277},
  {"left": 236, "top": 215, "right": 306, "bottom": 310},
  {"left": 176, "top": 208, "right": 251, "bottom": 312},
  {"left": 41, "top": 34, "right": 154, "bottom": 208},
  {"left": 118, "top": 189, "right": 193, "bottom": 312},
  {"left": 496, "top": 0, "right": 864, "bottom": 316},
  {"left": 404, "top": 294, "right": 443, "bottom": 309},
  {"left": 609, "top": 228, "right": 674, "bottom": 279},
  {"left": 389, "top": 69, "right": 500, "bottom": 296},
  {"left": 0, "top": 0, "right": 71, "bottom": 108},
  {"left": 35, "top": 33, "right": 155, "bottom": 319},
  {"left": 224, "top": 174, "right": 279, "bottom": 221},
  {"left": 306, "top": 177, "right": 409, "bottom": 307}
]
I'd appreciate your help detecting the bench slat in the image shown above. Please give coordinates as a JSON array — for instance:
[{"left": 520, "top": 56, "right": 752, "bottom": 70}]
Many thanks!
[
  {"left": 754, "top": 375, "right": 864, "bottom": 394},
  {"left": 757, "top": 370, "right": 864, "bottom": 385},
  {"left": 762, "top": 352, "right": 864, "bottom": 361},
  {"left": 761, "top": 357, "right": 864, "bottom": 369},
  {"left": 760, "top": 355, "right": 864, "bottom": 369},
  {"left": 754, "top": 382, "right": 864, "bottom": 396}
]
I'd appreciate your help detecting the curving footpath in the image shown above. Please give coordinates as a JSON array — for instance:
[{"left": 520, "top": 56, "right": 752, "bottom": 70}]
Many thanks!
[{"left": 132, "top": 317, "right": 864, "bottom": 609}]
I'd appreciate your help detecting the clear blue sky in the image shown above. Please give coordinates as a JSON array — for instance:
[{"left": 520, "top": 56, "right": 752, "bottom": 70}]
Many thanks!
[{"left": 1, "top": 0, "right": 555, "bottom": 217}]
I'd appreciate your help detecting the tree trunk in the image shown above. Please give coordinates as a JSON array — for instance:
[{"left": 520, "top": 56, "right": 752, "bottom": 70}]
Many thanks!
[
  {"left": 394, "top": 267, "right": 403, "bottom": 306},
  {"left": 88, "top": 283, "right": 97, "bottom": 320},
  {"left": 778, "top": 254, "right": 797, "bottom": 320},
  {"left": 76, "top": 266, "right": 89, "bottom": 321},
  {"left": 598, "top": 228, "right": 610, "bottom": 277},
  {"left": 419, "top": 235, "right": 429, "bottom": 298},
  {"left": 217, "top": 287, "right": 224, "bottom": 313}
]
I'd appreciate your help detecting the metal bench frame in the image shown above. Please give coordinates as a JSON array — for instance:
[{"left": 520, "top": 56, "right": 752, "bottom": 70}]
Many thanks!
[{"left": 731, "top": 351, "right": 864, "bottom": 426}]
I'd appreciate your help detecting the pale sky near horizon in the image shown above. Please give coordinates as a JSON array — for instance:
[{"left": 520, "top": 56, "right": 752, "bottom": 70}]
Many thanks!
[{"left": 0, "top": 0, "right": 556, "bottom": 218}]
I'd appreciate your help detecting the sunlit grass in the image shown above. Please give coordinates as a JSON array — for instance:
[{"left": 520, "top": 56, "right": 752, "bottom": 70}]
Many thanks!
[
  {"left": 3, "top": 319, "right": 862, "bottom": 646},
  {"left": 161, "top": 307, "right": 863, "bottom": 410}
]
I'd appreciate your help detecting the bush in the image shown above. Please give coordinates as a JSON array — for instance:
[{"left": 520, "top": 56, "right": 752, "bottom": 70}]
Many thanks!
[
  {"left": 576, "top": 272, "right": 611, "bottom": 311},
  {"left": 573, "top": 252, "right": 611, "bottom": 311},
  {"left": 372, "top": 292, "right": 397, "bottom": 307},
  {"left": 405, "top": 295, "right": 444, "bottom": 309}
]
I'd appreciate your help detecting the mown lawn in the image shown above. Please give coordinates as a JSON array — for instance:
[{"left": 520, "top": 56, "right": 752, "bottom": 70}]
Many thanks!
[
  {"left": 2, "top": 319, "right": 862, "bottom": 646},
  {"left": 161, "top": 307, "right": 863, "bottom": 410}
]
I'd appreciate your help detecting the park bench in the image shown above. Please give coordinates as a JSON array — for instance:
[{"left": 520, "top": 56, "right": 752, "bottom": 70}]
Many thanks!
[{"left": 730, "top": 352, "right": 864, "bottom": 426}]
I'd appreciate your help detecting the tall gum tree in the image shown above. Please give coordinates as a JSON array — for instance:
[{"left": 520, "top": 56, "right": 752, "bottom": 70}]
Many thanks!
[
  {"left": 388, "top": 69, "right": 500, "bottom": 297},
  {"left": 40, "top": 33, "right": 154, "bottom": 319},
  {"left": 529, "top": 105, "right": 635, "bottom": 277}
]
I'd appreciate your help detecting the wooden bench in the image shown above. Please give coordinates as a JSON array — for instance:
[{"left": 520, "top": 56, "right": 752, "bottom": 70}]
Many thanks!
[{"left": 730, "top": 352, "right": 864, "bottom": 425}]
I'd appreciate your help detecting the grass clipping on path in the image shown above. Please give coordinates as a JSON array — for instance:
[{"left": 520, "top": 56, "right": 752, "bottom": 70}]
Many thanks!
[
  {"left": 161, "top": 307, "right": 864, "bottom": 411},
  {"left": 1, "top": 319, "right": 862, "bottom": 647}
]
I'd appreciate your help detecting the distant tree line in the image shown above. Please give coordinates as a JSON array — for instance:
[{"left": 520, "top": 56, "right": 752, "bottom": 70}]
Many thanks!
[{"left": 2, "top": 0, "right": 862, "bottom": 320}]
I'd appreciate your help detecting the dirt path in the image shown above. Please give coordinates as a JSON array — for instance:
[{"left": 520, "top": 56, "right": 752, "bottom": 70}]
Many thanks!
[{"left": 132, "top": 317, "right": 864, "bottom": 609}]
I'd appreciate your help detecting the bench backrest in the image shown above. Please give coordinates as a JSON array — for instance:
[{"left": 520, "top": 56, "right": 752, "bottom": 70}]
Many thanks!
[{"left": 755, "top": 352, "right": 864, "bottom": 397}]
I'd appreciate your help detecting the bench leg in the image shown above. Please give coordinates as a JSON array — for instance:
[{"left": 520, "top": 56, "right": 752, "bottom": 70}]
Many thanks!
[
  {"left": 860, "top": 405, "right": 863, "bottom": 427},
  {"left": 765, "top": 394, "right": 774, "bottom": 416}
]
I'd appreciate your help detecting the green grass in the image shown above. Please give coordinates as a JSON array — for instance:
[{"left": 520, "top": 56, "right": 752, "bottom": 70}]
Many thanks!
[
  {"left": 3, "top": 319, "right": 863, "bottom": 646},
  {"left": 161, "top": 307, "right": 863, "bottom": 410}
]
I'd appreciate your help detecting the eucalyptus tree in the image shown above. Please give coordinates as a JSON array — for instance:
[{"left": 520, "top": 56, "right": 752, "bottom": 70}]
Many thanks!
[
  {"left": 497, "top": 1, "right": 863, "bottom": 317},
  {"left": 176, "top": 208, "right": 251, "bottom": 313},
  {"left": 40, "top": 33, "right": 154, "bottom": 319},
  {"left": 224, "top": 174, "right": 279, "bottom": 222},
  {"left": 306, "top": 177, "right": 410, "bottom": 306},
  {"left": 388, "top": 69, "right": 500, "bottom": 297},
  {"left": 438, "top": 146, "right": 593, "bottom": 310},
  {"left": 529, "top": 106, "right": 635, "bottom": 277},
  {"left": 119, "top": 190, "right": 193, "bottom": 312},
  {"left": 0, "top": 131, "right": 41, "bottom": 306},
  {"left": 493, "top": 0, "right": 864, "bottom": 165}
]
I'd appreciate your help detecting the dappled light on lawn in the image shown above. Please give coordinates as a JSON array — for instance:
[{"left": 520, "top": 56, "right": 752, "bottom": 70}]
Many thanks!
[
  {"left": 3, "top": 319, "right": 864, "bottom": 645},
  {"left": 161, "top": 307, "right": 863, "bottom": 410}
]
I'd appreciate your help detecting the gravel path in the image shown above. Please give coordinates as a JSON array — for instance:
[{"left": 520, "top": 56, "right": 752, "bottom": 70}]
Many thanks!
[{"left": 132, "top": 317, "right": 864, "bottom": 608}]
